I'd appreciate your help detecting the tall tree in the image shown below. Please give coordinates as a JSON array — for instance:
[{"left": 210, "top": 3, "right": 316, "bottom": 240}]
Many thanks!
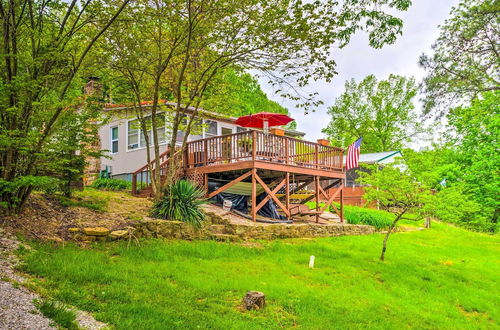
[
  {"left": 0, "top": 0, "right": 130, "bottom": 213},
  {"left": 419, "top": 0, "right": 499, "bottom": 116},
  {"left": 446, "top": 91, "right": 499, "bottom": 231},
  {"left": 107, "top": 0, "right": 413, "bottom": 194},
  {"left": 322, "top": 75, "right": 423, "bottom": 152}
]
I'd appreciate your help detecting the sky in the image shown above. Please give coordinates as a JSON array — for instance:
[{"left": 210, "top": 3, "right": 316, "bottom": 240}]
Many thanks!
[{"left": 260, "top": 0, "right": 462, "bottom": 144}]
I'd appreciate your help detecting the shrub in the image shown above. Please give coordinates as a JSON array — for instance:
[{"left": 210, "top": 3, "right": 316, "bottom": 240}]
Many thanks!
[
  {"left": 151, "top": 180, "right": 206, "bottom": 227},
  {"left": 91, "top": 178, "right": 131, "bottom": 191},
  {"left": 330, "top": 204, "right": 394, "bottom": 229}
]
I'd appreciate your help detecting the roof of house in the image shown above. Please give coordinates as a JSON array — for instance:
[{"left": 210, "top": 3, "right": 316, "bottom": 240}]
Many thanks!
[
  {"left": 103, "top": 100, "right": 305, "bottom": 138},
  {"left": 343, "top": 151, "right": 403, "bottom": 165}
]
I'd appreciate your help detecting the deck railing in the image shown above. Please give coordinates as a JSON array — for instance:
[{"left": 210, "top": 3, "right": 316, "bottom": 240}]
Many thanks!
[
  {"left": 131, "top": 149, "right": 171, "bottom": 195},
  {"left": 185, "top": 130, "right": 344, "bottom": 171}
]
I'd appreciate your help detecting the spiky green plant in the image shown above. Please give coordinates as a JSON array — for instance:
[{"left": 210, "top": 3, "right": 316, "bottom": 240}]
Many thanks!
[{"left": 151, "top": 180, "right": 206, "bottom": 227}]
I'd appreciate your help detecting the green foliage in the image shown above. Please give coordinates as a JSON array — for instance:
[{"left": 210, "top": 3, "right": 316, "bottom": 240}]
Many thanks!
[
  {"left": 0, "top": 1, "right": 127, "bottom": 212},
  {"left": 446, "top": 92, "right": 499, "bottom": 231},
  {"left": 330, "top": 204, "right": 394, "bottom": 229},
  {"left": 0, "top": 176, "right": 60, "bottom": 213},
  {"left": 91, "top": 178, "right": 132, "bottom": 191},
  {"left": 20, "top": 224, "right": 500, "bottom": 329},
  {"left": 322, "top": 74, "right": 424, "bottom": 152},
  {"left": 151, "top": 180, "right": 206, "bottom": 227},
  {"left": 202, "top": 69, "right": 289, "bottom": 117},
  {"left": 34, "top": 299, "right": 78, "bottom": 330},
  {"left": 357, "top": 164, "right": 432, "bottom": 219},
  {"left": 419, "top": 0, "right": 499, "bottom": 115}
]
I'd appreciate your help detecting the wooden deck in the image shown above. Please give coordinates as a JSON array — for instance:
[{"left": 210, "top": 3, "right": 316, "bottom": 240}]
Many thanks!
[
  {"left": 185, "top": 130, "right": 344, "bottom": 178},
  {"left": 132, "top": 130, "right": 346, "bottom": 223}
]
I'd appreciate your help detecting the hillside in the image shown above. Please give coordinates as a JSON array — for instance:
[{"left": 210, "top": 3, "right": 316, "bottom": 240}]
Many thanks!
[{"left": 16, "top": 221, "right": 499, "bottom": 329}]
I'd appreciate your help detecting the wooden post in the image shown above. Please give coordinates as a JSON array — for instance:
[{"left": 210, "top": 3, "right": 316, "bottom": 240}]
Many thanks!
[
  {"left": 285, "top": 138, "right": 289, "bottom": 164},
  {"left": 285, "top": 172, "right": 290, "bottom": 219},
  {"left": 315, "top": 176, "right": 320, "bottom": 223},
  {"left": 252, "top": 130, "right": 257, "bottom": 161},
  {"left": 131, "top": 174, "right": 137, "bottom": 195},
  {"left": 204, "top": 174, "right": 208, "bottom": 196},
  {"left": 315, "top": 144, "right": 319, "bottom": 168},
  {"left": 204, "top": 139, "right": 208, "bottom": 166},
  {"left": 340, "top": 179, "right": 344, "bottom": 223},
  {"left": 252, "top": 168, "right": 257, "bottom": 222}
]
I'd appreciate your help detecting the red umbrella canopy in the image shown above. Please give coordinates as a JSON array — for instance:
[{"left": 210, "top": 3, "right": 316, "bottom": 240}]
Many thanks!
[{"left": 234, "top": 112, "right": 294, "bottom": 128}]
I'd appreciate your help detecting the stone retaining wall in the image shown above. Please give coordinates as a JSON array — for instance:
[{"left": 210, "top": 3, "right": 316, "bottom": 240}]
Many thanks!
[
  {"left": 132, "top": 212, "right": 376, "bottom": 241},
  {"left": 66, "top": 212, "right": 377, "bottom": 242}
]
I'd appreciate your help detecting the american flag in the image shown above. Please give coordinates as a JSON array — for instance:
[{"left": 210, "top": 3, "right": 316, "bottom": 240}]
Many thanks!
[{"left": 346, "top": 137, "right": 362, "bottom": 170}]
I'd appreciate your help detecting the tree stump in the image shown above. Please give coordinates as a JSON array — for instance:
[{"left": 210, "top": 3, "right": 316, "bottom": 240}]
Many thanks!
[{"left": 243, "top": 291, "right": 265, "bottom": 310}]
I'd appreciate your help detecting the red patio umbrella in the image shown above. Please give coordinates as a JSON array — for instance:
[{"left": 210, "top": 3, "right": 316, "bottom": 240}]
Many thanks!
[{"left": 234, "top": 112, "right": 294, "bottom": 133}]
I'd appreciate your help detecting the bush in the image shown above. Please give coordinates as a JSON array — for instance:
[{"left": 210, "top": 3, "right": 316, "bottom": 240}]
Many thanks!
[
  {"left": 91, "top": 178, "right": 131, "bottom": 191},
  {"left": 151, "top": 180, "right": 206, "bottom": 227},
  {"left": 330, "top": 204, "right": 394, "bottom": 229}
]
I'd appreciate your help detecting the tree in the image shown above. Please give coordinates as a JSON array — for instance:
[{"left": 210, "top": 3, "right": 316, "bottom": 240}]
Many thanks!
[
  {"left": 107, "top": 0, "right": 413, "bottom": 194},
  {"left": 201, "top": 69, "right": 288, "bottom": 117},
  {"left": 419, "top": 0, "right": 499, "bottom": 116},
  {"left": 357, "top": 163, "right": 432, "bottom": 261},
  {"left": 322, "top": 75, "right": 423, "bottom": 152},
  {"left": 446, "top": 91, "right": 499, "bottom": 231},
  {"left": 0, "top": 0, "right": 130, "bottom": 213}
]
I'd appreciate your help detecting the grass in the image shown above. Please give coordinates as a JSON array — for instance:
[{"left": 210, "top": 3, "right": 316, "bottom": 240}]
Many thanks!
[
  {"left": 305, "top": 202, "right": 395, "bottom": 229},
  {"left": 57, "top": 189, "right": 110, "bottom": 212},
  {"left": 19, "top": 223, "right": 499, "bottom": 329},
  {"left": 34, "top": 299, "right": 79, "bottom": 329},
  {"left": 339, "top": 205, "right": 395, "bottom": 229}
]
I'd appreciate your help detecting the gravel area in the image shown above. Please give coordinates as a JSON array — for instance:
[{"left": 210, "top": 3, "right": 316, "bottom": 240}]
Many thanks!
[
  {"left": 0, "top": 280, "right": 55, "bottom": 330},
  {"left": 0, "top": 228, "right": 107, "bottom": 330}
]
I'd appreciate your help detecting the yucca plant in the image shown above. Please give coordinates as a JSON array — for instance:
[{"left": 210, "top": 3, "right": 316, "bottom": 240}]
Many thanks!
[{"left": 150, "top": 180, "right": 206, "bottom": 228}]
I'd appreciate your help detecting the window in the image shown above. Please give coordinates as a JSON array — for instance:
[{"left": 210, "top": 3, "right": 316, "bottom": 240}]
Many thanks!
[
  {"left": 236, "top": 127, "right": 247, "bottom": 133},
  {"left": 190, "top": 118, "right": 203, "bottom": 141},
  {"left": 110, "top": 126, "right": 118, "bottom": 154},
  {"left": 127, "top": 114, "right": 166, "bottom": 151},
  {"left": 205, "top": 120, "right": 218, "bottom": 138}
]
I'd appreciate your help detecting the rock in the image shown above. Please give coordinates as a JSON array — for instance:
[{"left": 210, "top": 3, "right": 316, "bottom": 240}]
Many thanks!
[
  {"left": 243, "top": 291, "right": 265, "bottom": 310},
  {"left": 209, "top": 225, "right": 226, "bottom": 235},
  {"left": 83, "top": 227, "right": 110, "bottom": 236},
  {"left": 67, "top": 227, "right": 80, "bottom": 233},
  {"left": 109, "top": 230, "right": 129, "bottom": 240}
]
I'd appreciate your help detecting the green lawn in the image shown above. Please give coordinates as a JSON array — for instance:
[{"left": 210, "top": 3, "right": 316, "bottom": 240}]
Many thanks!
[{"left": 19, "top": 222, "right": 499, "bottom": 329}]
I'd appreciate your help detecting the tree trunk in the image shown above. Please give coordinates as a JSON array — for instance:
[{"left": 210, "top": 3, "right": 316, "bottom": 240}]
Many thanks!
[{"left": 380, "top": 211, "right": 405, "bottom": 261}]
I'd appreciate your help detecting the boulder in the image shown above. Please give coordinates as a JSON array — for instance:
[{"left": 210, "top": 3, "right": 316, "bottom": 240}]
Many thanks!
[
  {"left": 243, "top": 291, "right": 265, "bottom": 310},
  {"left": 83, "top": 227, "right": 110, "bottom": 236}
]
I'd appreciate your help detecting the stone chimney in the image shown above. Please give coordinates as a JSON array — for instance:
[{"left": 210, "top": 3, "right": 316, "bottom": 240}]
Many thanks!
[
  {"left": 84, "top": 76, "right": 102, "bottom": 97},
  {"left": 82, "top": 77, "right": 103, "bottom": 186}
]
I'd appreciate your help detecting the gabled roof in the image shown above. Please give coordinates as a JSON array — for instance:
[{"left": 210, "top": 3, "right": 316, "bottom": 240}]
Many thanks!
[{"left": 343, "top": 151, "right": 403, "bottom": 165}]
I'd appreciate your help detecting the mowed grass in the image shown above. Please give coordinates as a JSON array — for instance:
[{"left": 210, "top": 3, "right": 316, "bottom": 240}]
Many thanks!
[{"left": 19, "top": 222, "right": 499, "bottom": 329}]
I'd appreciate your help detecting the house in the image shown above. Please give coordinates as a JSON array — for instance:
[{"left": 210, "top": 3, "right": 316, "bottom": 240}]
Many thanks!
[
  {"left": 84, "top": 79, "right": 348, "bottom": 223},
  {"left": 93, "top": 101, "right": 305, "bottom": 182}
]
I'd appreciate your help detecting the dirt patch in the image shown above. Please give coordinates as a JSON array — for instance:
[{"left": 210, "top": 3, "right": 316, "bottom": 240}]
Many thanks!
[{"left": 0, "top": 190, "right": 152, "bottom": 241}]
